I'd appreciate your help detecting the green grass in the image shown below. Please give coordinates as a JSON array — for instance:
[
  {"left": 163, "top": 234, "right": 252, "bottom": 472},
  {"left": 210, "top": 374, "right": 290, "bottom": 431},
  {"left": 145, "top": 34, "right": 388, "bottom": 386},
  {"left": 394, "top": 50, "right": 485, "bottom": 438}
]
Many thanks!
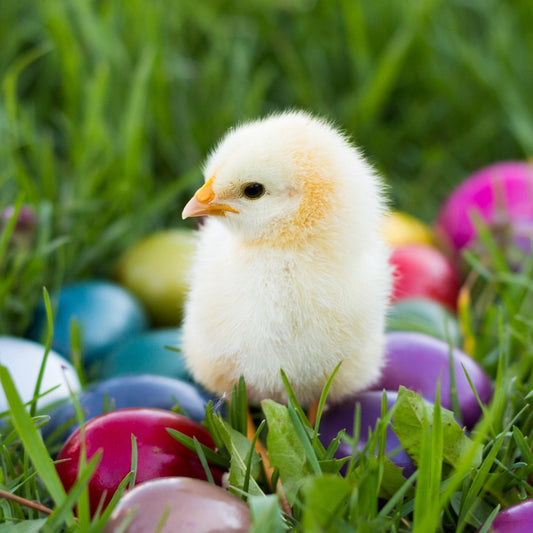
[{"left": 1, "top": 0, "right": 532, "bottom": 531}]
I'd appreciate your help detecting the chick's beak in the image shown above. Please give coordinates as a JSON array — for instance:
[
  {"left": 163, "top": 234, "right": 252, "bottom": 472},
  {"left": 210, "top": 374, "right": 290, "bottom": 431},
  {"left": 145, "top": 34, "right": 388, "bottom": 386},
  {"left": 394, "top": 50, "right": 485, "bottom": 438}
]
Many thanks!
[{"left": 181, "top": 176, "right": 239, "bottom": 219}]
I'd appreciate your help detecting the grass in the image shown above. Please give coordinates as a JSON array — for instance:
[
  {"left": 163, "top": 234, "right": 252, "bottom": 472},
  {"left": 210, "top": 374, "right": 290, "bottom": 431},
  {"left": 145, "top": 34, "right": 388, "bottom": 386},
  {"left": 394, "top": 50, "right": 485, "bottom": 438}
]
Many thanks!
[{"left": 0, "top": 0, "right": 532, "bottom": 531}]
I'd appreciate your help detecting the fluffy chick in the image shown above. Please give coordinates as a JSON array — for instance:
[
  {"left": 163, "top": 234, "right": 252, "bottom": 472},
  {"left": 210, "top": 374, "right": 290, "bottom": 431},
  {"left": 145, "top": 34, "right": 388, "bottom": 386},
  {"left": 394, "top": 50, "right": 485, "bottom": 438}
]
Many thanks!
[{"left": 181, "top": 111, "right": 392, "bottom": 407}]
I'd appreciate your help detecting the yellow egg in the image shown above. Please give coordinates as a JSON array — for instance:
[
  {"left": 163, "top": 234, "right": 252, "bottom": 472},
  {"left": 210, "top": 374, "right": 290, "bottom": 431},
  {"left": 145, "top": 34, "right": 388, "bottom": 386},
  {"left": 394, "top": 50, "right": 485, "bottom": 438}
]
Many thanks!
[
  {"left": 115, "top": 229, "right": 196, "bottom": 326},
  {"left": 382, "top": 211, "right": 434, "bottom": 246}
]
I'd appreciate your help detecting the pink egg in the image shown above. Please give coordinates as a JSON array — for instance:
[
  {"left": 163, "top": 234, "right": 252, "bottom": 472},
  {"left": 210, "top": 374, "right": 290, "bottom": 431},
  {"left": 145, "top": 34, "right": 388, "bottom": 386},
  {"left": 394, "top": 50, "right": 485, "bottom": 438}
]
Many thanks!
[
  {"left": 436, "top": 161, "right": 533, "bottom": 251},
  {"left": 103, "top": 477, "right": 251, "bottom": 533}
]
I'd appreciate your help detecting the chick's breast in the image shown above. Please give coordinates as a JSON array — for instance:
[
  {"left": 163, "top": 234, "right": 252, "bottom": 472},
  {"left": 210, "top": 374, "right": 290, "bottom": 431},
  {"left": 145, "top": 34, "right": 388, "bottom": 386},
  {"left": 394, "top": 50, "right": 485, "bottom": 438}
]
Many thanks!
[{"left": 181, "top": 111, "right": 392, "bottom": 406}]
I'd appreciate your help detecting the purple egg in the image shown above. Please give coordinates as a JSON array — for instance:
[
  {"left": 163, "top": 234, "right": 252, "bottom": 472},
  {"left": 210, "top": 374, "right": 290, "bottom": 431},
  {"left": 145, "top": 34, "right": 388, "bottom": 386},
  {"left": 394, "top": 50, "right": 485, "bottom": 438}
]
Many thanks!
[
  {"left": 1, "top": 205, "right": 38, "bottom": 247},
  {"left": 436, "top": 161, "right": 533, "bottom": 252},
  {"left": 373, "top": 331, "right": 493, "bottom": 428},
  {"left": 103, "top": 477, "right": 251, "bottom": 533},
  {"left": 319, "top": 390, "right": 415, "bottom": 476},
  {"left": 486, "top": 499, "right": 533, "bottom": 533}
]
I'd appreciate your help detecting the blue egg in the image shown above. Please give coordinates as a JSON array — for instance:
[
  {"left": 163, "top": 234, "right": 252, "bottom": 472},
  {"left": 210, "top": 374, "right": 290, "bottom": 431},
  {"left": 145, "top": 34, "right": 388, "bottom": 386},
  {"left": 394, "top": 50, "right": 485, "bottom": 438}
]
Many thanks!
[
  {"left": 90, "top": 328, "right": 192, "bottom": 383},
  {"left": 41, "top": 374, "right": 218, "bottom": 444},
  {"left": 28, "top": 280, "right": 148, "bottom": 367}
]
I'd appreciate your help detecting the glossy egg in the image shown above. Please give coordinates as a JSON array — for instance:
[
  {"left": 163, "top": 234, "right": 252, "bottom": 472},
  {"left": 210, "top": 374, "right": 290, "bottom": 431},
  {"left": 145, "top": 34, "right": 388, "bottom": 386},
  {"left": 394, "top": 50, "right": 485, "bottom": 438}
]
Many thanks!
[
  {"left": 486, "top": 499, "right": 533, "bottom": 533},
  {"left": 27, "top": 280, "right": 148, "bottom": 367},
  {"left": 383, "top": 211, "right": 434, "bottom": 247},
  {"left": 386, "top": 297, "right": 462, "bottom": 346},
  {"left": 436, "top": 161, "right": 533, "bottom": 252},
  {"left": 90, "top": 328, "right": 191, "bottom": 382},
  {"left": 373, "top": 331, "right": 493, "bottom": 427},
  {"left": 103, "top": 477, "right": 252, "bottom": 533},
  {"left": 42, "top": 374, "right": 214, "bottom": 443},
  {"left": 319, "top": 390, "right": 415, "bottom": 476},
  {"left": 0, "top": 336, "right": 80, "bottom": 411},
  {"left": 390, "top": 244, "right": 461, "bottom": 312},
  {"left": 56, "top": 408, "right": 225, "bottom": 515},
  {"left": 115, "top": 229, "right": 196, "bottom": 326}
]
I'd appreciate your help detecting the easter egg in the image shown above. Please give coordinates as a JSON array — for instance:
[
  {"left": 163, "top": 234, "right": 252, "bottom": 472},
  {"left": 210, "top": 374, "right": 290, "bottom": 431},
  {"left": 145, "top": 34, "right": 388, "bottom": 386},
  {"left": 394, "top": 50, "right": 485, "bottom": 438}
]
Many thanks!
[
  {"left": 0, "top": 336, "right": 80, "bottom": 411},
  {"left": 1, "top": 204, "right": 38, "bottom": 248},
  {"left": 386, "top": 297, "right": 462, "bottom": 346},
  {"left": 319, "top": 390, "right": 415, "bottom": 476},
  {"left": 115, "top": 229, "right": 196, "bottom": 326},
  {"left": 436, "top": 161, "right": 533, "bottom": 252},
  {"left": 56, "top": 408, "right": 225, "bottom": 515},
  {"left": 103, "top": 477, "right": 252, "bottom": 533},
  {"left": 486, "top": 499, "right": 533, "bottom": 533},
  {"left": 390, "top": 244, "right": 461, "bottom": 312},
  {"left": 42, "top": 374, "right": 213, "bottom": 443},
  {"left": 383, "top": 211, "right": 434, "bottom": 247},
  {"left": 373, "top": 331, "right": 493, "bottom": 428},
  {"left": 91, "top": 328, "right": 191, "bottom": 382},
  {"left": 27, "top": 280, "right": 148, "bottom": 366}
]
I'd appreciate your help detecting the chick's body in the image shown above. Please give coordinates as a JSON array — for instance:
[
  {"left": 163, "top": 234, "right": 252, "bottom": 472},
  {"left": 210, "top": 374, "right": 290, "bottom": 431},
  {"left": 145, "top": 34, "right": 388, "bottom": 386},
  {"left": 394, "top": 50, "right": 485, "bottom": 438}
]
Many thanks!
[{"left": 182, "top": 111, "right": 392, "bottom": 406}]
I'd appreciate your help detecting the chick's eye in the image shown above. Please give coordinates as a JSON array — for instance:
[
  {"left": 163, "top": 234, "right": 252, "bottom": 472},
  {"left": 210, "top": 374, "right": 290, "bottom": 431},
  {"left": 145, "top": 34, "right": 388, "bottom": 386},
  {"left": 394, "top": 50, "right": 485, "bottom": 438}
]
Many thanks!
[{"left": 243, "top": 183, "right": 265, "bottom": 199}]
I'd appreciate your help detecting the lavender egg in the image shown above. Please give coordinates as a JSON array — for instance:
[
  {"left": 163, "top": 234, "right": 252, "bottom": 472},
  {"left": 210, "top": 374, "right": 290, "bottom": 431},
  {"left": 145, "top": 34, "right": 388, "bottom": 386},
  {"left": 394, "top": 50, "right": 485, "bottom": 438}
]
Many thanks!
[{"left": 373, "top": 331, "right": 493, "bottom": 427}]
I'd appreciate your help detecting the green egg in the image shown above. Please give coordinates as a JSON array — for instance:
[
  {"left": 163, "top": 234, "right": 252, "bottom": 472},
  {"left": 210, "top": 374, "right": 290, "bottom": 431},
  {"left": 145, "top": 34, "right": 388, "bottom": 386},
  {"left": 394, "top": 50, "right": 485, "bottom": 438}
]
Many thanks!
[{"left": 386, "top": 297, "right": 462, "bottom": 346}]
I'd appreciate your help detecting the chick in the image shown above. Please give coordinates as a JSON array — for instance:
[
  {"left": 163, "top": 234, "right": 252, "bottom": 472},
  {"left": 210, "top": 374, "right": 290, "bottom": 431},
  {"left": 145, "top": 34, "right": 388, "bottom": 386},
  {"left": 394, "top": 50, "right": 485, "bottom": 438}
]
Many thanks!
[{"left": 181, "top": 111, "right": 392, "bottom": 407}]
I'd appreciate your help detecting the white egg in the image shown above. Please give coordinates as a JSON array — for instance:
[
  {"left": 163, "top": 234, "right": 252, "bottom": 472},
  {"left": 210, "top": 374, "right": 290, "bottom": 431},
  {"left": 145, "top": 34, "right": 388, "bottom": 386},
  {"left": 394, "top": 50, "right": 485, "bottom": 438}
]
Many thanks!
[{"left": 0, "top": 336, "right": 81, "bottom": 411}]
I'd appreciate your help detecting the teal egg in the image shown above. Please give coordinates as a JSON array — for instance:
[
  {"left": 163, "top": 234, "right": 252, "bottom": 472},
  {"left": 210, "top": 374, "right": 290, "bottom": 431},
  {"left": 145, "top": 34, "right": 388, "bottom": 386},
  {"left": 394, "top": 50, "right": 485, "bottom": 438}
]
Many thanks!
[
  {"left": 28, "top": 280, "right": 148, "bottom": 367},
  {"left": 91, "top": 328, "right": 191, "bottom": 382},
  {"left": 386, "top": 297, "right": 462, "bottom": 346}
]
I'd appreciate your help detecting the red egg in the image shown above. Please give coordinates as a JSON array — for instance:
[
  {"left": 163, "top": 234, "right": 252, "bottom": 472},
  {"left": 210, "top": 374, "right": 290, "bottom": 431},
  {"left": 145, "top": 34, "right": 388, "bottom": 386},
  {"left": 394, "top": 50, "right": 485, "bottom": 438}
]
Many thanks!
[
  {"left": 436, "top": 161, "right": 533, "bottom": 252},
  {"left": 103, "top": 477, "right": 251, "bottom": 533},
  {"left": 390, "top": 244, "right": 461, "bottom": 312},
  {"left": 485, "top": 499, "right": 533, "bottom": 533},
  {"left": 56, "top": 408, "right": 225, "bottom": 515}
]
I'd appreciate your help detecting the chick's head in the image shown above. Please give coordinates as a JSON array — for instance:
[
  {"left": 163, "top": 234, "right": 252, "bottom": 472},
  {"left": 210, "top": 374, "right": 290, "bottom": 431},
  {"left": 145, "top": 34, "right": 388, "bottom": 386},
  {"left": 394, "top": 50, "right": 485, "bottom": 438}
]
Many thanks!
[{"left": 182, "top": 111, "right": 383, "bottom": 247}]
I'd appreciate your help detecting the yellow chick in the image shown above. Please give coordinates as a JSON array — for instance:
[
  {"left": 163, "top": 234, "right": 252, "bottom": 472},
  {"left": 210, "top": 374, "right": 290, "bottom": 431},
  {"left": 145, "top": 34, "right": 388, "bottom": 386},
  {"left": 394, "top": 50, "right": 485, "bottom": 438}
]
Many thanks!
[{"left": 181, "top": 111, "right": 393, "bottom": 407}]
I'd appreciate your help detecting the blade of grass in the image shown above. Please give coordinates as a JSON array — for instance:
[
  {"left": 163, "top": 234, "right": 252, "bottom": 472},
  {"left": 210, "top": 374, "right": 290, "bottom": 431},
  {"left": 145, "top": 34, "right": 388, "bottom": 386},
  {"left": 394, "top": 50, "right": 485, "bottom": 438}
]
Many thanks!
[{"left": 0, "top": 366, "right": 74, "bottom": 526}]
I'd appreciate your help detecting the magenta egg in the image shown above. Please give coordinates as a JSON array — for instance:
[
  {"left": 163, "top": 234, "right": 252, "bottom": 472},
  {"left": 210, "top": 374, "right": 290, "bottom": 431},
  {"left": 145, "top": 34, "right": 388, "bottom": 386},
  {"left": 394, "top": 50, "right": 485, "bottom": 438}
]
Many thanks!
[
  {"left": 373, "top": 331, "right": 493, "bottom": 428},
  {"left": 485, "top": 499, "right": 533, "bottom": 533},
  {"left": 436, "top": 161, "right": 533, "bottom": 252}
]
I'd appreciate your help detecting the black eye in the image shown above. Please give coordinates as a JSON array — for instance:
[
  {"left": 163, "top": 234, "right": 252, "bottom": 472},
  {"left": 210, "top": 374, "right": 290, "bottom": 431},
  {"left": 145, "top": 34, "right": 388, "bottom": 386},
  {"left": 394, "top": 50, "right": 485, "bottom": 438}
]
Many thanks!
[{"left": 243, "top": 182, "right": 265, "bottom": 199}]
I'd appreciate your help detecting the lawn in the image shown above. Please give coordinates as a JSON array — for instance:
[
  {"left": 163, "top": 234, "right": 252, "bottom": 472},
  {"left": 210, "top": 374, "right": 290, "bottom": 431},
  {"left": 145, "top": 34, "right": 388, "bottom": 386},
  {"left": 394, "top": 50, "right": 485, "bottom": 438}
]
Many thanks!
[{"left": 1, "top": 1, "right": 532, "bottom": 531}]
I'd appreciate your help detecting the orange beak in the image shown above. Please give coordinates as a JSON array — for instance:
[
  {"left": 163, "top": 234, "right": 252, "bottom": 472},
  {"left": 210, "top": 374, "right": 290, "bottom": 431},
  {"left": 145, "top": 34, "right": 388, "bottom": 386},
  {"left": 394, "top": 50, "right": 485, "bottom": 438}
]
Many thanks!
[{"left": 181, "top": 176, "right": 239, "bottom": 219}]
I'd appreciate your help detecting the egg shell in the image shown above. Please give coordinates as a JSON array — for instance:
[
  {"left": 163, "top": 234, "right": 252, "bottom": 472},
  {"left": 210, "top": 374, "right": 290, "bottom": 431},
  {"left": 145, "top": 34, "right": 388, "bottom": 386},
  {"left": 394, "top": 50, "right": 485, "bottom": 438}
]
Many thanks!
[
  {"left": 383, "top": 211, "right": 434, "bottom": 247},
  {"left": 115, "top": 229, "right": 196, "bottom": 326},
  {"left": 373, "top": 331, "right": 493, "bottom": 428},
  {"left": 27, "top": 280, "right": 148, "bottom": 366},
  {"left": 41, "top": 374, "right": 214, "bottom": 443},
  {"left": 319, "top": 390, "right": 415, "bottom": 476},
  {"left": 386, "top": 297, "right": 462, "bottom": 346},
  {"left": 390, "top": 244, "right": 461, "bottom": 312},
  {"left": 103, "top": 477, "right": 252, "bottom": 533},
  {"left": 0, "top": 336, "right": 80, "bottom": 411},
  {"left": 90, "top": 328, "right": 191, "bottom": 382},
  {"left": 56, "top": 408, "right": 225, "bottom": 515},
  {"left": 485, "top": 499, "right": 533, "bottom": 533},
  {"left": 436, "top": 161, "right": 533, "bottom": 252}
]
